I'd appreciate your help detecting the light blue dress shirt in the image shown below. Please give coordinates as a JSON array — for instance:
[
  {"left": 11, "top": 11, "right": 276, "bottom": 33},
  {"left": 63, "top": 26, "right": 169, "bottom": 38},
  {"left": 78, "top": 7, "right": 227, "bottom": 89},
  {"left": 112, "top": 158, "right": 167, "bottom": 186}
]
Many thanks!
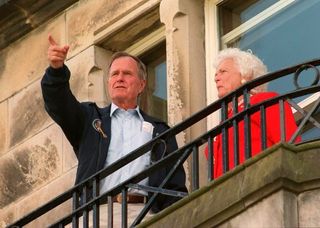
[{"left": 100, "top": 103, "right": 153, "bottom": 196}]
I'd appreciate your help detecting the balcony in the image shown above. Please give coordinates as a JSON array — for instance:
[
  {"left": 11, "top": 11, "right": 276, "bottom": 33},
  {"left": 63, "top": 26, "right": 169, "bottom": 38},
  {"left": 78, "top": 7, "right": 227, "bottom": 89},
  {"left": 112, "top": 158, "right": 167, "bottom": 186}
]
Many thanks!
[
  {"left": 7, "top": 59, "right": 320, "bottom": 227},
  {"left": 139, "top": 142, "right": 320, "bottom": 227}
]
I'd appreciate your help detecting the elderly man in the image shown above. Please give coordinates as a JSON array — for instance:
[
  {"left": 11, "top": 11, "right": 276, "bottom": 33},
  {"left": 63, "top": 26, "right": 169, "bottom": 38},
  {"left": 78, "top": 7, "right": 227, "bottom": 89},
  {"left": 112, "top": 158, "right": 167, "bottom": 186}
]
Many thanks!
[{"left": 41, "top": 35, "right": 187, "bottom": 224}]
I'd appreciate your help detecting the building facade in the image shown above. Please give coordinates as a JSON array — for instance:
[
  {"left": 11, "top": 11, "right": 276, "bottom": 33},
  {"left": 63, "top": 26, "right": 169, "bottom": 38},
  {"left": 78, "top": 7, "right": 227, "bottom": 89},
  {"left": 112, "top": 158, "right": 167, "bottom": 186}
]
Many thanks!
[{"left": 0, "top": 0, "right": 319, "bottom": 226}]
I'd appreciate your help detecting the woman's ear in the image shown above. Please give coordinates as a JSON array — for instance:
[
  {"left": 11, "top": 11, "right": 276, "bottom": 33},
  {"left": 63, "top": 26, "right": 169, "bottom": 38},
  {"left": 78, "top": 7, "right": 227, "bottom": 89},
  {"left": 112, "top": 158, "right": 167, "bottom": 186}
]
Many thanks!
[{"left": 241, "top": 78, "right": 247, "bottom": 84}]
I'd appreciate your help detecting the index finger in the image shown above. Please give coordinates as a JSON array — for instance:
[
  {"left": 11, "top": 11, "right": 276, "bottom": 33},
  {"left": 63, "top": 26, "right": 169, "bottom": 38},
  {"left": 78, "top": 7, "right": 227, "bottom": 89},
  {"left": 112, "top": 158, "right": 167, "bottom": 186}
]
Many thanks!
[{"left": 48, "top": 34, "right": 58, "bottom": 46}]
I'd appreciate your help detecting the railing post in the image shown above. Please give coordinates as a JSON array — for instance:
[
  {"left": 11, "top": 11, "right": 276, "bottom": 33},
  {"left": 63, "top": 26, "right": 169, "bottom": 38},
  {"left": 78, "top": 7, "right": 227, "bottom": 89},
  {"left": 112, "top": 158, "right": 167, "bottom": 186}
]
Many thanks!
[
  {"left": 107, "top": 196, "right": 113, "bottom": 228},
  {"left": 260, "top": 105, "right": 267, "bottom": 150},
  {"left": 279, "top": 99, "right": 286, "bottom": 142},
  {"left": 221, "top": 100, "right": 229, "bottom": 174},
  {"left": 243, "top": 89, "right": 252, "bottom": 159},
  {"left": 207, "top": 137, "right": 214, "bottom": 181},
  {"left": 72, "top": 191, "right": 79, "bottom": 228},
  {"left": 92, "top": 178, "right": 100, "bottom": 228},
  {"left": 192, "top": 145, "right": 199, "bottom": 191},
  {"left": 121, "top": 189, "right": 128, "bottom": 228},
  {"left": 82, "top": 185, "right": 89, "bottom": 228},
  {"left": 232, "top": 96, "right": 239, "bottom": 166}
]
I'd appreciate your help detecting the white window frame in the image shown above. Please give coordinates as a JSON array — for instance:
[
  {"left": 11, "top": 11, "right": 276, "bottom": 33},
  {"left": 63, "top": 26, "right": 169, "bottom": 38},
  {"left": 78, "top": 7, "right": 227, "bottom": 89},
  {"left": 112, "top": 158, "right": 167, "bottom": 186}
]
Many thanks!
[
  {"left": 124, "top": 26, "right": 165, "bottom": 56},
  {"left": 204, "top": 0, "right": 220, "bottom": 129},
  {"left": 220, "top": 0, "right": 295, "bottom": 47}
]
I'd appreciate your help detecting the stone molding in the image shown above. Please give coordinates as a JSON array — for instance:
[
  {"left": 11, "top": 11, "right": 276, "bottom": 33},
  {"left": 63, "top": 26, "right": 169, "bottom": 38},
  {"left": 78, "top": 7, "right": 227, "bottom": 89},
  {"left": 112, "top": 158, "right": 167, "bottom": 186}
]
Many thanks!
[
  {"left": 160, "top": 0, "right": 206, "bottom": 187},
  {"left": 0, "top": 0, "right": 78, "bottom": 50}
]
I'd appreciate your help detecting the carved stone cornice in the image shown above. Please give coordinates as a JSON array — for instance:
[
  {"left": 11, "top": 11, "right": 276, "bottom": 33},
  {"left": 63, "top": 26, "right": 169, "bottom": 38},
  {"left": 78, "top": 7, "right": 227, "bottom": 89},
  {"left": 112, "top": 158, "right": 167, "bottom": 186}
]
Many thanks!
[{"left": 0, "top": 0, "right": 78, "bottom": 50}]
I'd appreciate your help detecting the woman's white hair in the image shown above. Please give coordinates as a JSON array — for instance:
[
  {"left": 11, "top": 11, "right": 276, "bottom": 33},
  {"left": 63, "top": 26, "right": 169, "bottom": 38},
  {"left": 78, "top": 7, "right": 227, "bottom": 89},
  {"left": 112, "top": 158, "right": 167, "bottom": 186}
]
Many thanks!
[{"left": 214, "top": 48, "right": 268, "bottom": 92}]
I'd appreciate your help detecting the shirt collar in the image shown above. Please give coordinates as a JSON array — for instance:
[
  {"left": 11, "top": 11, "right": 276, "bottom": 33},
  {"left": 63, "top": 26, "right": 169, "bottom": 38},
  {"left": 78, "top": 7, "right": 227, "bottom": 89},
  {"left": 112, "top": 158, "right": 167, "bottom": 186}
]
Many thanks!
[{"left": 110, "top": 103, "right": 144, "bottom": 121}]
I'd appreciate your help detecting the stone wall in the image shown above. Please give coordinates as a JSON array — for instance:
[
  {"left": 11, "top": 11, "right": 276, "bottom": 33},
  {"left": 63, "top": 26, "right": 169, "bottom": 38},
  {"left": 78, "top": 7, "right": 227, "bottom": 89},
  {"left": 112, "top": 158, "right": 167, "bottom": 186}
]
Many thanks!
[
  {"left": 0, "top": 0, "right": 154, "bottom": 226},
  {"left": 0, "top": 0, "right": 207, "bottom": 226}
]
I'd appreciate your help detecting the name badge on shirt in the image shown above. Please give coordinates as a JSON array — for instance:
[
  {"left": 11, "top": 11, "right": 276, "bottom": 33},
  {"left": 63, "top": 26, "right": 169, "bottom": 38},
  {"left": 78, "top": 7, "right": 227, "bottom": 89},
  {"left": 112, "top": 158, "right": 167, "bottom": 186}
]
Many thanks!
[{"left": 142, "top": 121, "right": 154, "bottom": 134}]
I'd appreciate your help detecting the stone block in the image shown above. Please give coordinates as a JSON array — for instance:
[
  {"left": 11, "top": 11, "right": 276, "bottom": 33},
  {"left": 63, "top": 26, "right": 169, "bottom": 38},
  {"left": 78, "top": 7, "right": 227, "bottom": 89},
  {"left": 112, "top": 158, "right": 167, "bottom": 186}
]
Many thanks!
[
  {"left": 220, "top": 190, "right": 298, "bottom": 228},
  {"left": 8, "top": 79, "right": 52, "bottom": 148},
  {"left": 63, "top": 136, "right": 78, "bottom": 172},
  {"left": 0, "top": 203, "right": 16, "bottom": 228},
  {"left": 240, "top": 147, "right": 283, "bottom": 201},
  {"left": 202, "top": 172, "right": 244, "bottom": 218},
  {"left": 296, "top": 148, "right": 320, "bottom": 181},
  {"left": 299, "top": 189, "right": 320, "bottom": 227},
  {"left": 15, "top": 168, "right": 76, "bottom": 228},
  {"left": 88, "top": 46, "right": 112, "bottom": 107},
  {"left": 64, "top": 46, "right": 95, "bottom": 102},
  {"left": 0, "top": 14, "right": 66, "bottom": 102},
  {"left": 143, "top": 170, "right": 245, "bottom": 228},
  {"left": 64, "top": 45, "right": 110, "bottom": 103},
  {"left": 66, "top": 0, "right": 146, "bottom": 56},
  {"left": 0, "top": 101, "right": 8, "bottom": 156},
  {"left": 0, "top": 124, "right": 62, "bottom": 209}
]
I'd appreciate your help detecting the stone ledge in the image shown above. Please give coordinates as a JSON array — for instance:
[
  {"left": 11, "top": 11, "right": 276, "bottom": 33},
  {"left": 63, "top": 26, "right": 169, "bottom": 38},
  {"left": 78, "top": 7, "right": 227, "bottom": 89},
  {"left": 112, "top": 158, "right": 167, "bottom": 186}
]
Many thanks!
[{"left": 138, "top": 140, "right": 320, "bottom": 227}]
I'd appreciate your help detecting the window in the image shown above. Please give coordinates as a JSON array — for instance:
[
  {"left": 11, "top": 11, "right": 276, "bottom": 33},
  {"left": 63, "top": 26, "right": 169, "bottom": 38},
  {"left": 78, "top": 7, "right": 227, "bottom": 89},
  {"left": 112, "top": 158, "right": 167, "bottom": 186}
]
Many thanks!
[
  {"left": 93, "top": 1, "right": 167, "bottom": 122},
  {"left": 122, "top": 26, "right": 167, "bottom": 122},
  {"left": 139, "top": 42, "right": 167, "bottom": 122},
  {"left": 219, "top": 0, "right": 320, "bottom": 94},
  {"left": 219, "top": 0, "right": 278, "bottom": 37},
  {"left": 206, "top": 0, "right": 320, "bottom": 141}
]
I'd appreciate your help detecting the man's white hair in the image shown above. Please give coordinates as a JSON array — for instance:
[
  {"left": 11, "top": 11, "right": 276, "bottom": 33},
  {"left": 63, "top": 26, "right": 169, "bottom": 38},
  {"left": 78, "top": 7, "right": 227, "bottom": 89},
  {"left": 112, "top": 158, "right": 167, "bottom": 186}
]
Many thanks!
[{"left": 214, "top": 48, "right": 268, "bottom": 92}]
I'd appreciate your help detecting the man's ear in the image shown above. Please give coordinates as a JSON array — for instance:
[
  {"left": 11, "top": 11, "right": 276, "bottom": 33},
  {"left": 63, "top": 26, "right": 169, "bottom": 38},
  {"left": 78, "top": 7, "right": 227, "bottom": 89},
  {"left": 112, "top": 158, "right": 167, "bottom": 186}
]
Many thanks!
[{"left": 139, "top": 79, "right": 146, "bottom": 93}]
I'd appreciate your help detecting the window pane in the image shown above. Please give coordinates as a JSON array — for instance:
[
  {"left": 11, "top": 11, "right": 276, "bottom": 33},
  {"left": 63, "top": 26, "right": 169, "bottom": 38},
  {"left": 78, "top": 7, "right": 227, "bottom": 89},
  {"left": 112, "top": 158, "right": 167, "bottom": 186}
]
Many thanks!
[
  {"left": 218, "top": 0, "right": 279, "bottom": 35},
  {"left": 139, "top": 42, "right": 167, "bottom": 122},
  {"left": 225, "top": 0, "right": 320, "bottom": 95},
  {"left": 153, "top": 62, "right": 167, "bottom": 100}
]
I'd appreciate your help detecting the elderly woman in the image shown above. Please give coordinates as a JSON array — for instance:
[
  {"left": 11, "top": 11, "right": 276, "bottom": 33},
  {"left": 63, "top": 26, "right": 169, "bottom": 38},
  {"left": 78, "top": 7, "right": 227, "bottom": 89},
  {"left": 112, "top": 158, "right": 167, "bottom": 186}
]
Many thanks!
[{"left": 205, "top": 48, "right": 300, "bottom": 178}]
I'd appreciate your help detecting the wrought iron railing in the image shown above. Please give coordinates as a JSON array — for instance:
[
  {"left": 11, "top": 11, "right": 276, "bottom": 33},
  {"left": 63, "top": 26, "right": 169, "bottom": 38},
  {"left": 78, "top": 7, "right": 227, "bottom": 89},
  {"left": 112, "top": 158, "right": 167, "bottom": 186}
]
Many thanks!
[{"left": 7, "top": 59, "right": 320, "bottom": 228}]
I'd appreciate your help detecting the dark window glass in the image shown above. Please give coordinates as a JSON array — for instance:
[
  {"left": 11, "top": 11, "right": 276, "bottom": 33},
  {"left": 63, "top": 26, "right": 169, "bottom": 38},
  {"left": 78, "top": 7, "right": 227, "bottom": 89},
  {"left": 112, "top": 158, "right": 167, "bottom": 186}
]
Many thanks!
[{"left": 139, "top": 42, "right": 167, "bottom": 122}]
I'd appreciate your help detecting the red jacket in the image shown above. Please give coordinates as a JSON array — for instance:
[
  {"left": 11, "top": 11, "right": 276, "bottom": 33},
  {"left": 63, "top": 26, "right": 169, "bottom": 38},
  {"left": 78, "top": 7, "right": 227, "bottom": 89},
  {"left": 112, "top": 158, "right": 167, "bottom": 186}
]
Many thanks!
[{"left": 205, "top": 92, "right": 300, "bottom": 178}]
